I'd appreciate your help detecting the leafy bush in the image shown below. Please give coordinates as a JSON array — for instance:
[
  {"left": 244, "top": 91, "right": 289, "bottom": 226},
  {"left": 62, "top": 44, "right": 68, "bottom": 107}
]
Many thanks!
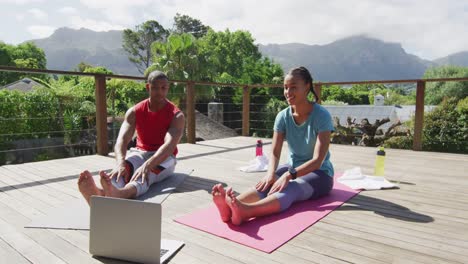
[
  {"left": 423, "top": 97, "right": 467, "bottom": 153},
  {"left": 423, "top": 66, "right": 468, "bottom": 105},
  {"left": 251, "top": 97, "right": 288, "bottom": 138},
  {"left": 383, "top": 136, "right": 413, "bottom": 149}
]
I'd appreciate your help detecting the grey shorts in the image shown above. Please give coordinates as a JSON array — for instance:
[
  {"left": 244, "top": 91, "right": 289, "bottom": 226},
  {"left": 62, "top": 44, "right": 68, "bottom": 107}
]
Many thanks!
[{"left": 112, "top": 148, "right": 177, "bottom": 197}]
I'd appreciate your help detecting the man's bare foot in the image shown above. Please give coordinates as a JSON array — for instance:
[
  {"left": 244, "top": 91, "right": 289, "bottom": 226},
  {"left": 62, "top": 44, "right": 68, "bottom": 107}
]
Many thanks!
[
  {"left": 78, "top": 170, "right": 103, "bottom": 205},
  {"left": 225, "top": 187, "right": 250, "bottom": 226},
  {"left": 212, "top": 184, "right": 231, "bottom": 222},
  {"left": 99, "top": 171, "right": 122, "bottom": 198}
]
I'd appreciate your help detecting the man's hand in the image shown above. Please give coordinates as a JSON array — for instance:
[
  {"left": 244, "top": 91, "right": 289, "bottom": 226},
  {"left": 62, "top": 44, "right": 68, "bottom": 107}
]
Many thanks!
[
  {"left": 267, "top": 174, "right": 290, "bottom": 195},
  {"left": 109, "top": 162, "right": 130, "bottom": 183},
  {"left": 130, "top": 162, "right": 151, "bottom": 185},
  {"left": 255, "top": 174, "right": 276, "bottom": 192}
]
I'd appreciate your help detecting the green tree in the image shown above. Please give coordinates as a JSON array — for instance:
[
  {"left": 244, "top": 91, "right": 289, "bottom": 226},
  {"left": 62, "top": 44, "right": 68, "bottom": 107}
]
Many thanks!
[
  {"left": 11, "top": 42, "right": 47, "bottom": 69},
  {"left": 321, "top": 83, "right": 417, "bottom": 106},
  {"left": 199, "top": 29, "right": 263, "bottom": 81},
  {"left": 172, "top": 13, "right": 210, "bottom": 38},
  {"left": 0, "top": 42, "right": 16, "bottom": 85},
  {"left": 122, "top": 20, "right": 168, "bottom": 74},
  {"left": 150, "top": 33, "right": 206, "bottom": 81},
  {"left": 384, "top": 90, "right": 415, "bottom": 105},
  {"left": 145, "top": 29, "right": 283, "bottom": 136},
  {"left": 148, "top": 33, "right": 213, "bottom": 107},
  {"left": 423, "top": 97, "right": 467, "bottom": 153},
  {"left": 423, "top": 66, "right": 468, "bottom": 105},
  {"left": 196, "top": 29, "right": 283, "bottom": 135},
  {"left": 0, "top": 42, "right": 47, "bottom": 85},
  {"left": 75, "top": 61, "right": 94, "bottom": 72}
]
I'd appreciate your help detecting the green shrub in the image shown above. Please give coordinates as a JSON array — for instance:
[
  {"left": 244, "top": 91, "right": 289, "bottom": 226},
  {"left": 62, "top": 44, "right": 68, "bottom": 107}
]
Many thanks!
[
  {"left": 423, "top": 97, "right": 467, "bottom": 153},
  {"left": 383, "top": 136, "right": 413, "bottom": 149}
]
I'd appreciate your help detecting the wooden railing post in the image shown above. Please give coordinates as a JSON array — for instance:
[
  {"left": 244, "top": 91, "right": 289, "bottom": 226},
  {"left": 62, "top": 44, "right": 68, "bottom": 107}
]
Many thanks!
[
  {"left": 186, "top": 81, "right": 196, "bottom": 144},
  {"left": 413, "top": 80, "right": 426, "bottom": 151},
  {"left": 314, "top": 82, "right": 322, "bottom": 104},
  {"left": 95, "top": 75, "right": 108, "bottom": 155},
  {"left": 242, "top": 86, "right": 250, "bottom": 136}
]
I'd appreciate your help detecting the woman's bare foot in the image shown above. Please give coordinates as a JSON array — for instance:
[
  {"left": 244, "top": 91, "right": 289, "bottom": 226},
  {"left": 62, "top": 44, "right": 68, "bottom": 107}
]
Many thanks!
[
  {"left": 212, "top": 184, "right": 231, "bottom": 222},
  {"left": 225, "top": 187, "right": 250, "bottom": 226},
  {"left": 99, "top": 171, "right": 122, "bottom": 198},
  {"left": 78, "top": 170, "right": 104, "bottom": 205}
]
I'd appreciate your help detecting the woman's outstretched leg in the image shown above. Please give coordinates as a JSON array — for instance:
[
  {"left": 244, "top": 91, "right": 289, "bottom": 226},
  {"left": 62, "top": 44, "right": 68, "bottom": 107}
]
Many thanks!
[
  {"left": 236, "top": 187, "right": 264, "bottom": 203},
  {"left": 225, "top": 187, "right": 281, "bottom": 226},
  {"left": 212, "top": 184, "right": 231, "bottom": 222},
  {"left": 212, "top": 182, "right": 269, "bottom": 222}
]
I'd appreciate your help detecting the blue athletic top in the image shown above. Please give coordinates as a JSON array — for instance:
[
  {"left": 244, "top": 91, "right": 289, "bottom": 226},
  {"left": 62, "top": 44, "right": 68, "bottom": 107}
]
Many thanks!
[{"left": 273, "top": 102, "right": 335, "bottom": 177}]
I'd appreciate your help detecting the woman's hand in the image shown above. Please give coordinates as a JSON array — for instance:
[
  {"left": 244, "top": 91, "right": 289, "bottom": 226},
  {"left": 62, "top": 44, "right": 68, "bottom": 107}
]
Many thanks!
[
  {"left": 255, "top": 174, "right": 276, "bottom": 192},
  {"left": 268, "top": 174, "right": 290, "bottom": 195}
]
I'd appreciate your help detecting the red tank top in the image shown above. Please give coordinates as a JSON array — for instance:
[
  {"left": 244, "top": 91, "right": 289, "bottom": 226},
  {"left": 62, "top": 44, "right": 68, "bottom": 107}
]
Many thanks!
[{"left": 134, "top": 99, "right": 180, "bottom": 155}]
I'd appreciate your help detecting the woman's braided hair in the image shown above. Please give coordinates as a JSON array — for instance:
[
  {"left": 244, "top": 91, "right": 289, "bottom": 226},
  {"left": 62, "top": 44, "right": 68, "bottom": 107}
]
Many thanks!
[{"left": 287, "top": 66, "right": 319, "bottom": 102}]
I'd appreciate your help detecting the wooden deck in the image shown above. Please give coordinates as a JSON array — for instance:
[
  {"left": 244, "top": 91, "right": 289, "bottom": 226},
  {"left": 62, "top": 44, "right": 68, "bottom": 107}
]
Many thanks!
[{"left": 0, "top": 136, "right": 467, "bottom": 264}]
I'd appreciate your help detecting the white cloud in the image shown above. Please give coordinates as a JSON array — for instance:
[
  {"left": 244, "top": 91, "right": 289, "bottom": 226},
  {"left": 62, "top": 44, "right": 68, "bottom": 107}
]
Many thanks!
[
  {"left": 27, "top": 25, "right": 55, "bottom": 38},
  {"left": 16, "top": 14, "right": 25, "bottom": 22},
  {"left": 4, "top": 0, "right": 467, "bottom": 59},
  {"left": 150, "top": 0, "right": 468, "bottom": 59},
  {"left": 69, "top": 16, "right": 126, "bottom": 31},
  {"left": 58, "top": 7, "right": 78, "bottom": 15},
  {"left": 79, "top": 0, "right": 152, "bottom": 9},
  {"left": 27, "top": 8, "right": 48, "bottom": 20},
  {"left": 79, "top": 0, "right": 153, "bottom": 25},
  {"left": 0, "top": 0, "right": 43, "bottom": 4}
]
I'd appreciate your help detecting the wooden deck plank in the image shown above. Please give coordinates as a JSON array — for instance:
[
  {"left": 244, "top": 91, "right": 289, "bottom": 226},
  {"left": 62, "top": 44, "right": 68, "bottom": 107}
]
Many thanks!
[
  {"left": 0, "top": 183, "right": 101, "bottom": 264},
  {"left": 325, "top": 210, "right": 468, "bottom": 253},
  {"left": 0, "top": 168, "right": 103, "bottom": 264},
  {"left": 0, "top": 213, "right": 66, "bottom": 264},
  {"left": 321, "top": 218, "right": 467, "bottom": 263},
  {"left": 0, "top": 237, "right": 31, "bottom": 264},
  {"left": 0, "top": 137, "right": 467, "bottom": 263},
  {"left": 312, "top": 223, "right": 458, "bottom": 264}
]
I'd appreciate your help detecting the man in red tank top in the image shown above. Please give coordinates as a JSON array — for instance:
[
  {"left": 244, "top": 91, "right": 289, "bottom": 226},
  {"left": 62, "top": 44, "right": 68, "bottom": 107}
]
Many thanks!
[{"left": 78, "top": 71, "right": 185, "bottom": 204}]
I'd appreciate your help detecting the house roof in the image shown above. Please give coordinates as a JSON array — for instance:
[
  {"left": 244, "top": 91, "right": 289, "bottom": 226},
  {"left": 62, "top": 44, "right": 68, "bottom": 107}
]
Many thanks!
[
  {"left": 394, "top": 105, "right": 437, "bottom": 123},
  {"left": 324, "top": 104, "right": 438, "bottom": 130},
  {"left": 325, "top": 105, "right": 398, "bottom": 127},
  {"left": 2, "top": 78, "right": 44, "bottom": 92}
]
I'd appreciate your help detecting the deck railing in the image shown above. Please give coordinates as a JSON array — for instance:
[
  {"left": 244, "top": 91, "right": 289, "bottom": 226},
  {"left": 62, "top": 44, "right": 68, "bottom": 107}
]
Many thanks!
[{"left": 1, "top": 65, "right": 467, "bottom": 157}]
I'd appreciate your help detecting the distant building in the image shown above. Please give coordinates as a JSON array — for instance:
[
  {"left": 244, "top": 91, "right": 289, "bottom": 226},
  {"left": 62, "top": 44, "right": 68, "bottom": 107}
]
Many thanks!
[
  {"left": 324, "top": 104, "right": 436, "bottom": 130},
  {"left": 325, "top": 105, "right": 398, "bottom": 129},
  {"left": 1, "top": 78, "right": 44, "bottom": 92},
  {"left": 374, "top": 94, "right": 385, "bottom": 106},
  {"left": 394, "top": 105, "right": 437, "bottom": 123}
]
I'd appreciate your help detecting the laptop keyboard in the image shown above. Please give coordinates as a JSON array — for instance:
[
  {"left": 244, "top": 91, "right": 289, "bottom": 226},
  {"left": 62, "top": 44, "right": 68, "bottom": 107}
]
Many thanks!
[{"left": 160, "top": 249, "right": 169, "bottom": 257}]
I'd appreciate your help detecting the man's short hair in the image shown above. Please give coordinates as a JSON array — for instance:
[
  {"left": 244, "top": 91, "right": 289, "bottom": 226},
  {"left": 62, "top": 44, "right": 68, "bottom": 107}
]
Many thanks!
[{"left": 147, "top": 70, "right": 168, "bottom": 84}]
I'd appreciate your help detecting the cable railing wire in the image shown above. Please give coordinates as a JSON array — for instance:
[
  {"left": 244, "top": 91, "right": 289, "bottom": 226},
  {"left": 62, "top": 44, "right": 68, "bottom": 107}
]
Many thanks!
[
  {"left": 0, "top": 116, "right": 96, "bottom": 121},
  {"left": 0, "top": 142, "right": 96, "bottom": 153},
  {"left": 0, "top": 128, "right": 97, "bottom": 137}
]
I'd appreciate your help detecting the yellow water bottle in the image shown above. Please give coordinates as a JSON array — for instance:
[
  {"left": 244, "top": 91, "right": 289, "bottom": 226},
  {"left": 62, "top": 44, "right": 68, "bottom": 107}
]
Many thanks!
[{"left": 374, "top": 146, "right": 386, "bottom": 176}]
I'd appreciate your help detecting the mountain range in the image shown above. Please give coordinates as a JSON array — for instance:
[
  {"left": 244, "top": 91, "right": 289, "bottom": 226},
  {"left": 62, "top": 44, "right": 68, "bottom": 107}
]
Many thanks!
[
  {"left": 24, "top": 27, "right": 468, "bottom": 81},
  {"left": 31, "top": 27, "right": 140, "bottom": 75}
]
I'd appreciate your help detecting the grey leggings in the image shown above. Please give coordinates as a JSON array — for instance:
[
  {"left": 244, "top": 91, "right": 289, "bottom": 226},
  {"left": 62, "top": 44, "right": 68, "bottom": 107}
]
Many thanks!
[{"left": 256, "top": 164, "right": 334, "bottom": 211}]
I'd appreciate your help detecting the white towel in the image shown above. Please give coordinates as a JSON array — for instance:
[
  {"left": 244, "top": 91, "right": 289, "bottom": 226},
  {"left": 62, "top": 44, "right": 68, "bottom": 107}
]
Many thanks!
[
  {"left": 239, "top": 155, "right": 269, "bottom": 172},
  {"left": 338, "top": 167, "right": 398, "bottom": 190}
]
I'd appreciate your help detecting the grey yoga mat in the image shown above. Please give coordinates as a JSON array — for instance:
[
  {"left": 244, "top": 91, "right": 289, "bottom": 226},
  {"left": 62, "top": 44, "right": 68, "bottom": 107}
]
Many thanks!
[{"left": 25, "top": 169, "right": 192, "bottom": 230}]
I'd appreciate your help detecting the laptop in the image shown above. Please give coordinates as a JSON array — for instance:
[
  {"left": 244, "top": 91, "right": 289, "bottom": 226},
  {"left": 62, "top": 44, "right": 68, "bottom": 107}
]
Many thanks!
[{"left": 89, "top": 196, "right": 184, "bottom": 264}]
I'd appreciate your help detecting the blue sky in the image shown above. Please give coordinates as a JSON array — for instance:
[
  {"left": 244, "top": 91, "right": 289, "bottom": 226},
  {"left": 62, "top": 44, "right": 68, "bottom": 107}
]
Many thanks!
[{"left": 0, "top": 0, "right": 467, "bottom": 60}]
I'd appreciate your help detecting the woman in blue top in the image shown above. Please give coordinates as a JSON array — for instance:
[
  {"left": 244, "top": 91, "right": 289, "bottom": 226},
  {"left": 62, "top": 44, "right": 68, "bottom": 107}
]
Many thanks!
[{"left": 212, "top": 66, "right": 335, "bottom": 225}]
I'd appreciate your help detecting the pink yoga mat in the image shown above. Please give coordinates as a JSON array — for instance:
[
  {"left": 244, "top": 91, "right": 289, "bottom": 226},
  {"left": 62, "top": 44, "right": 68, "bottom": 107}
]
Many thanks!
[{"left": 174, "top": 176, "right": 360, "bottom": 253}]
